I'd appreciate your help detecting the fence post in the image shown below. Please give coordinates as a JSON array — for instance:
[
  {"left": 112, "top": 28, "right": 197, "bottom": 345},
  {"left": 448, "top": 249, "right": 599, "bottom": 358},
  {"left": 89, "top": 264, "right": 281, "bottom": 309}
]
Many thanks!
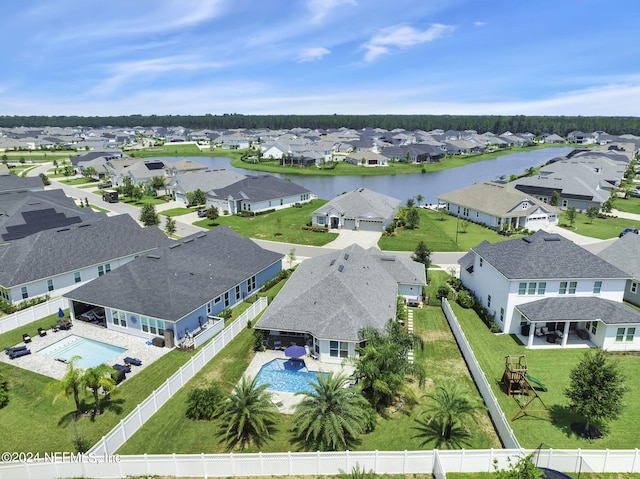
[
  {"left": 374, "top": 450, "right": 379, "bottom": 473},
  {"left": 633, "top": 449, "right": 639, "bottom": 473},
  {"left": 403, "top": 450, "right": 407, "bottom": 473},
  {"left": 604, "top": 449, "right": 610, "bottom": 472}
]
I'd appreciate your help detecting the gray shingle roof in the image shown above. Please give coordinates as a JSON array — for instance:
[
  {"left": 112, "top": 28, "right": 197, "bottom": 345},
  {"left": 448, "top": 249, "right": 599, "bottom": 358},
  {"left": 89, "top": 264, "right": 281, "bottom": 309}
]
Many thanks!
[
  {"left": 595, "top": 233, "right": 640, "bottom": 280},
  {"left": 64, "top": 226, "right": 283, "bottom": 322},
  {"left": 168, "top": 169, "right": 246, "bottom": 195},
  {"left": 208, "top": 175, "right": 310, "bottom": 202},
  {"left": 255, "top": 244, "right": 426, "bottom": 342},
  {"left": 467, "top": 230, "right": 629, "bottom": 280},
  {"left": 0, "top": 175, "right": 44, "bottom": 192},
  {"left": 516, "top": 296, "right": 640, "bottom": 325},
  {"left": 0, "top": 214, "right": 169, "bottom": 288},
  {"left": 313, "top": 188, "right": 401, "bottom": 221}
]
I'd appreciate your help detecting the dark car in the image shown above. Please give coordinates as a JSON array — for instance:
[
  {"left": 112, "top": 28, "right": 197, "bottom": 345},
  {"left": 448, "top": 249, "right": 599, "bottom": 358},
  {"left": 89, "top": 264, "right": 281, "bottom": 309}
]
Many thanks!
[
  {"left": 197, "top": 207, "right": 209, "bottom": 217},
  {"left": 619, "top": 227, "right": 639, "bottom": 237}
]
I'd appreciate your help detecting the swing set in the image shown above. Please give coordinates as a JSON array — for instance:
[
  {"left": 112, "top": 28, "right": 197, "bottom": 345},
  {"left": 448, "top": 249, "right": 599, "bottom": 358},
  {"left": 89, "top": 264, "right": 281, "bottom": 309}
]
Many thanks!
[{"left": 502, "top": 355, "right": 549, "bottom": 421}]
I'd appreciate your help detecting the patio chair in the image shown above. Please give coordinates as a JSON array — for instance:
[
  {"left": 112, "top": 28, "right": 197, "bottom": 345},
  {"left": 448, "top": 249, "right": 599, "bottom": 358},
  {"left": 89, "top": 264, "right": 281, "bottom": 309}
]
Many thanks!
[
  {"left": 9, "top": 349, "right": 31, "bottom": 359},
  {"left": 123, "top": 357, "right": 142, "bottom": 366},
  {"left": 4, "top": 345, "right": 27, "bottom": 354},
  {"left": 273, "top": 340, "right": 282, "bottom": 350},
  {"left": 38, "top": 327, "right": 47, "bottom": 337},
  {"left": 22, "top": 333, "right": 32, "bottom": 344},
  {"left": 113, "top": 364, "right": 131, "bottom": 373}
]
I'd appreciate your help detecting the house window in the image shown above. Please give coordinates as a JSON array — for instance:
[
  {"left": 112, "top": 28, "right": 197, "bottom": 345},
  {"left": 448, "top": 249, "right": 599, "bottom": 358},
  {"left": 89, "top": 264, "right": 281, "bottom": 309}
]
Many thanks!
[
  {"left": 593, "top": 281, "right": 602, "bottom": 294},
  {"left": 235, "top": 285, "right": 241, "bottom": 301},
  {"left": 479, "top": 258, "right": 483, "bottom": 268},
  {"left": 148, "top": 318, "right": 157, "bottom": 335},
  {"left": 141, "top": 317, "right": 149, "bottom": 333},
  {"left": 248, "top": 275, "right": 256, "bottom": 292},
  {"left": 562, "top": 199, "right": 568, "bottom": 208},
  {"left": 487, "top": 294, "right": 491, "bottom": 308},
  {"left": 207, "top": 302, "right": 212, "bottom": 314},
  {"left": 224, "top": 292, "right": 229, "bottom": 307},
  {"left": 500, "top": 308, "right": 505, "bottom": 322},
  {"left": 537, "top": 282, "right": 546, "bottom": 294},
  {"left": 21, "top": 286, "right": 28, "bottom": 299},
  {"left": 559, "top": 281, "right": 568, "bottom": 294},
  {"left": 113, "top": 310, "right": 120, "bottom": 326},
  {"left": 74, "top": 272, "right": 82, "bottom": 283},
  {"left": 214, "top": 296, "right": 221, "bottom": 304},
  {"left": 569, "top": 281, "right": 577, "bottom": 294},
  {"left": 631, "top": 282, "right": 638, "bottom": 294},
  {"left": 317, "top": 216, "right": 325, "bottom": 225},
  {"left": 98, "top": 265, "right": 104, "bottom": 276},
  {"left": 528, "top": 282, "right": 537, "bottom": 295},
  {"left": 119, "top": 311, "right": 127, "bottom": 327},
  {"left": 329, "top": 341, "right": 349, "bottom": 358},
  {"left": 280, "top": 199, "right": 283, "bottom": 205},
  {"left": 47, "top": 279, "right": 54, "bottom": 292},
  {"left": 518, "top": 282, "right": 526, "bottom": 295},
  {"left": 590, "top": 321, "right": 598, "bottom": 335},
  {"left": 627, "top": 327, "right": 636, "bottom": 341},
  {"left": 457, "top": 206, "right": 460, "bottom": 214},
  {"left": 105, "top": 263, "right": 111, "bottom": 273},
  {"left": 616, "top": 328, "right": 625, "bottom": 342}
]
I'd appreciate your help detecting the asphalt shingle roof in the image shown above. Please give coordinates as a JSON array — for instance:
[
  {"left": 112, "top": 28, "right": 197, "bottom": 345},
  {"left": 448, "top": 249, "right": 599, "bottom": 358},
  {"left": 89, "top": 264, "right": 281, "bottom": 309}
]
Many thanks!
[
  {"left": 208, "top": 175, "right": 310, "bottom": 202},
  {"left": 64, "top": 226, "right": 283, "bottom": 322},
  {"left": 467, "top": 230, "right": 629, "bottom": 280},
  {"left": 516, "top": 296, "right": 640, "bottom": 325},
  {"left": 595, "top": 233, "right": 640, "bottom": 280},
  {"left": 313, "top": 187, "right": 400, "bottom": 221}
]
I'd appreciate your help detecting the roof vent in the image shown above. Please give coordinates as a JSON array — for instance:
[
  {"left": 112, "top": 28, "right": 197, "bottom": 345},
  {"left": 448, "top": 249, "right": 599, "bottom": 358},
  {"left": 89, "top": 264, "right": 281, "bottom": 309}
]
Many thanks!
[
  {"left": 522, "top": 237, "right": 532, "bottom": 243},
  {"left": 183, "top": 238, "right": 194, "bottom": 244},
  {"left": 381, "top": 256, "right": 396, "bottom": 261},
  {"left": 169, "top": 243, "right": 181, "bottom": 249},
  {"left": 56, "top": 228, "right": 70, "bottom": 232},
  {"left": 78, "top": 224, "right": 90, "bottom": 228},
  {"left": 330, "top": 259, "right": 336, "bottom": 266},
  {"left": 196, "top": 233, "right": 207, "bottom": 238},
  {"left": 344, "top": 253, "right": 350, "bottom": 260},
  {"left": 147, "top": 254, "right": 161, "bottom": 259},
  {"left": 544, "top": 236, "right": 561, "bottom": 241},
  {"left": 338, "top": 265, "right": 344, "bottom": 272}
]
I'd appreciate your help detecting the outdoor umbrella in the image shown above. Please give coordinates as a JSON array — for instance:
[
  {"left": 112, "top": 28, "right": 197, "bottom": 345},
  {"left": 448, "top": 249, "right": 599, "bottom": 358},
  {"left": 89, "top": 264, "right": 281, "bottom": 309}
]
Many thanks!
[
  {"left": 284, "top": 344, "right": 307, "bottom": 358},
  {"left": 58, "top": 308, "right": 65, "bottom": 318}
]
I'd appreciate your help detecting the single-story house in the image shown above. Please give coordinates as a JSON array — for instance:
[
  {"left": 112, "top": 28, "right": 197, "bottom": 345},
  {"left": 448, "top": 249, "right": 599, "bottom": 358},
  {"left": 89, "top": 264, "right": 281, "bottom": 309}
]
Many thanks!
[
  {"left": 206, "top": 175, "right": 312, "bottom": 214},
  {"left": 167, "top": 169, "right": 246, "bottom": 204},
  {"left": 312, "top": 187, "right": 401, "bottom": 231},
  {"left": 254, "top": 244, "right": 426, "bottom": 363},
  {"left": 0, "top": 214, "right": 169, "bottom": 304},
  {"left": 437, "top": 182, "right": 560, "bottom": 231},
  {"left": 458, "top": 230, "right": 640, "bottom": 351},
  {"left": 343, "top": 151, "right": 389, "bottom": 167},
  {"left": 64, "top": 226, "right": 283, "bottom": 346}
]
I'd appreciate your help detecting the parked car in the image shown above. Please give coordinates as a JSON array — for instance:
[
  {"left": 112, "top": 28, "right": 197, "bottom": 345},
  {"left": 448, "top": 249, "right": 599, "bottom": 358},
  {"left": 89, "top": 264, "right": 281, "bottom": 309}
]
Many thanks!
[
  {"left": 197, "top": 207, "right": 208, "bottom": 217},
  {"left": 619, "top": 227, "right": 639, "bottom": 237}
]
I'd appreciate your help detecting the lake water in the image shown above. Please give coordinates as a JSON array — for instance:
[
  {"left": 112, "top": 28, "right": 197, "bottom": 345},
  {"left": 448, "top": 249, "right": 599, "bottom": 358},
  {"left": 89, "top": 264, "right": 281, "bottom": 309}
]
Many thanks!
[{"left": 158, "top": 147, "right": 573, "bottom": 204}]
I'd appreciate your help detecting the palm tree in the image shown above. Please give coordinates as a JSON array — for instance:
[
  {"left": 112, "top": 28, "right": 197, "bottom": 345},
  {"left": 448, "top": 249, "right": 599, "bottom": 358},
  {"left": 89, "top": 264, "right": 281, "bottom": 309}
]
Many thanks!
[
  {"left": 415, "top": 194, "right": 425, "bottom": 207},
  {"left": 45, "top": 356, "right": 84, "bottom": 417},
  {"left": 82, "top": 364, "right": 116, "bottom": 415},
  {"left": 292, "top": 372, "right": 373, "bottom": 451},
  {"left": 217, "top": 375, "right": 279, "bottom": 450},
  {"left": 412, "top": 385, "right": 481, "bottom": 449}
]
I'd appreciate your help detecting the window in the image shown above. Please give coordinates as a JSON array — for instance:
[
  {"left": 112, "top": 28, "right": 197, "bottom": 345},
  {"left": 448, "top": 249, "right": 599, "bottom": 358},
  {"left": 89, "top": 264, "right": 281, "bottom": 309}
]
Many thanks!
[
  {"left": 627, "top": 327, "right": 636, "bottom": 341},
  {"left": 235, "top": 285, "right": 241, "bottom": 301},
  {"left": 207, "top": 302, "right": 212, "bottom": 314},
  {"left": 479, "top": 258, "right": 483, "bottom": 268},
  {"left": 500, "top": 308, "right": 505, "bottom": 322},
  {"left": 149, "top": 318, "right": 157, "bottom": 334},
  {"left": 74, "top": 272, "right": 82, "bottom": 283},
  {"left": 559, "top": 281, "right": 568, "bottom": 294},
  {"left": 487, "top": 294, "right": 491, "bottom": 308},
  {"left": 214, "top": 296, "right": 221, "bottom": 304},
  {"left": 47, "top": 279, "right": 54, "bottom": 292},
  {"left": 98, "top": 265, "right": 104, "bottom": 276},
  {"left": 590, "top": 321, "right": 598, "bottom": 335},
  {"left": 317, "top": 216, "right": 325, "bottom": 225},
  {"left": 248, "top": 275, "right": 256, "bottom": 292},
  {"left": 593, "top": 281, "right": 602, "bottom": 294},
  {"left": 119, "top": 312, "right": 127, "bottom": 327},
  {"left": 518, "top": 282, "right": 526, "bottom": 295},
  {"left": 224, "top": 291, "right": 229, "bottom": 307},
  {"left": 631, "top": 282, "right": 638, "bottom": 294},
  {"left": 21, "top": 286, "right": 28, "bottom": 299},
  {"left": 141, "top": 317, "right": 149, "bottom": 333},
  {"left": 105, "top": 263, "right": 111, "bottom": 273},
  {"left": 528, "top": 282, "right": 537, "bottom": 295},
  {"left": 569, "top": 281, "right": 577, "bottom": 294},
  {"left": 616, "top": 327, "right": 636, "bottom": 342},
  {"left": 112, "top": 310, "right": 120, "bottom": 326},
  {"left": 537, "top": 282, "right": 546, "bottom": 294},
  {"left": 329, "top": 341, "right": 349, "bottom": 358},
  {"left": 616, "top": 328, "right": 625, "bottom": 342}
]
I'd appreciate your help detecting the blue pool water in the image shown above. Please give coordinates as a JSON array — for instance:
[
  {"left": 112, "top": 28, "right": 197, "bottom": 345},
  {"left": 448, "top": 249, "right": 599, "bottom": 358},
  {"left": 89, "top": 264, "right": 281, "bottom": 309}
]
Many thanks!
[
  {"left": 255, "top": 358, "right": 328, "bottom": 393},
  {"left": 39, "top": 335, "right": 126, "bottom": 369}
]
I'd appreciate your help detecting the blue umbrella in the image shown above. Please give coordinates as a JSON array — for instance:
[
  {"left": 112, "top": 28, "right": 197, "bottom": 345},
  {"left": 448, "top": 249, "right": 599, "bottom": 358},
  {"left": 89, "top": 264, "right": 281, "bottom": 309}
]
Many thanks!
[
  {"left": 284, "top": 344, "right": 307, "bottom": 358},
  {"left": 58, "top": 308, "right": 65, "bottom": 318}
]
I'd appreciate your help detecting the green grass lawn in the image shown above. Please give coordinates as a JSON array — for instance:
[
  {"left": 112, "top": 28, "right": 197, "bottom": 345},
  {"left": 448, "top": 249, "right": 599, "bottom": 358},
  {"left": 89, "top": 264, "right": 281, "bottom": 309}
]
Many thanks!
[
  {"left": 193, "top": 200, "right": 338, "bottom": 246},
  {"left": 559, "top": 211, "right": 640, "bottom": 239},
  {"left": 453, "top": 301, "right": 640, "bottom": 449},
  {"left": 60, "top": 177, "right": 100, "bottom": 186},
  {"left": 161, "top": 207, "right": 198, "bottom": 217},
  {"left": 127, "top": 144, "right": 251, "bottom": 160},
  {"left": 378, "top": 208, "right": 514, "bottom": 252},
  {"left": 119, "top": 194, "right": 169, "bottom": 206},
  {"left": 117, "top": 271, "right": 500, "bottom": 454},
  {"left": 612, "top": 196, "right": 640, "bottom": 215}
]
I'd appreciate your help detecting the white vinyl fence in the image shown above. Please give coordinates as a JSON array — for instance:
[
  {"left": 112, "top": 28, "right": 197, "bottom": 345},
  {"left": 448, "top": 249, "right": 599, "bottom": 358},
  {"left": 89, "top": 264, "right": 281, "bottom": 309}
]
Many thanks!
[
  {"left": 0, "top": 296, "right": 68, "bottom": 334},
  {"left": 2, "top": 448, "right": 639, "bottom": 479},
  {"left": 89, "top": 297, "right": 268, "bottom": 457},
  {"left": 441, "top": 298, "right": 521, "bottom": 449}
]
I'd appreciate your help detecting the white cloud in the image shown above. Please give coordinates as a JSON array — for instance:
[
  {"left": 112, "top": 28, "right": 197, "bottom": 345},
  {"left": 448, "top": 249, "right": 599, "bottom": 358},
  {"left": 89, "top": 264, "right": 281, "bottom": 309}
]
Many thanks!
[
  {"left": 307, "top": 0, "right": 357, "bottom": 23},
  {"left": 474, "top": 21, "right": 486, "bottom": 27},
  {"left": 298, "top": 47, "right": 331, "bottom": 62},
  {"left": 362, "top": 24, "right": 453, "bottom": 62}
]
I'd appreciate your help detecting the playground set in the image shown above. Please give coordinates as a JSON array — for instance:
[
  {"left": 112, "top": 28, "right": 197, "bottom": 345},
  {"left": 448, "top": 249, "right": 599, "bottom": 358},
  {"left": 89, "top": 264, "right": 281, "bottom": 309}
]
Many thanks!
[{"left": 502, "top": 355, "right": 549, "bottom": 420}]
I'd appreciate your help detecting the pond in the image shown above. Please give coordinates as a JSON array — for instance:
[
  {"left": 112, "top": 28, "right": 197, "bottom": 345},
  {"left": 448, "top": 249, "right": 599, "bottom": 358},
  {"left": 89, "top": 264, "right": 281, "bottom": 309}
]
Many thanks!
[{"left": 156, "top": 147, "right": 574, "bottom": 204}]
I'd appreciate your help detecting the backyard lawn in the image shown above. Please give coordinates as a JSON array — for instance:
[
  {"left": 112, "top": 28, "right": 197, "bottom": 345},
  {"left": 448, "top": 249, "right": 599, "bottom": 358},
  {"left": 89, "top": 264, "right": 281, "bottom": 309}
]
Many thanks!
[
  {"left": 117, "top": 271, "right": 501, "bottom": 454},
  {"left": 558, "top": 210, "right": 640, "bottom": 239},
  {"left": 452, "top": 301, "right": 640, "bottom": 449},
  {"left": 193, "top": 199, "right": 338, "bottom": 246}
]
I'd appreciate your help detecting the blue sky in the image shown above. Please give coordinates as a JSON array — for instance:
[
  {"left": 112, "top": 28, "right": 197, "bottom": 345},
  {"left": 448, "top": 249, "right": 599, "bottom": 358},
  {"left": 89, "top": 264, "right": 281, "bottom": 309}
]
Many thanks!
[{"left": 2, "top": 0, "right": 640, "bottom": 117}]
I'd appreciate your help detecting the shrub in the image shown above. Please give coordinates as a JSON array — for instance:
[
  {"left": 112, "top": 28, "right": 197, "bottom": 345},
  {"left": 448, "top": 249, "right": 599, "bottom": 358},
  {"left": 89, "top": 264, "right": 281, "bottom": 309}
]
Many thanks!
[
  {"left": 260, "top": 270, "right": 290, "bottom": 292},
  {"left": 456, "top": 290, "right": 475, "bottom": 309},
  {"left": 253, "top": 329, "right": 269, "bottom": 352},
  {"left": 185, "top": 382, "right": 225, "bottom": 420},
  {"left": 0, "top": 371, "right": 9, "bottom": 408},
  {"left": 219, "top": 308, "right": 232, "bottom": 320},
  {"left": 436, "top": 285, "right": 450, "bottom": 300}
]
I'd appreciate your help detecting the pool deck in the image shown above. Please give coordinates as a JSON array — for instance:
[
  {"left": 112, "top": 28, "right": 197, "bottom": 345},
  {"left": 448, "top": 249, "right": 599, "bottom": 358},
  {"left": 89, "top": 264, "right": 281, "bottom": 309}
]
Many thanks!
[
  {"left": 1, "top": 320, "right": 171, "bottom": 380},
  {"left": 244, "top": 350, "right": 355, "bottom": 414}
]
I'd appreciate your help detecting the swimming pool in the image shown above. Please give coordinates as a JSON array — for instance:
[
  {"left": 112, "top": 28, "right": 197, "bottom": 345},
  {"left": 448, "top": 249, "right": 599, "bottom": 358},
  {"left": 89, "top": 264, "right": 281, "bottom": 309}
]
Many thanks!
[
  {"left": 39, "top": 335, "right": 127, "bottom": 369},
  {"left": 255, "top": 358, "right": 328, "bottom": 393}
]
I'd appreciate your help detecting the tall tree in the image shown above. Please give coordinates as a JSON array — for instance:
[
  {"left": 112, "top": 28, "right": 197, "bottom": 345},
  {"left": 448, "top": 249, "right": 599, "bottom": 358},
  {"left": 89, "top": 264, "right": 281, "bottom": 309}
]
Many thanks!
[
  {"left": 150, "top": 176, "right": 166, "bottom": 195},
  {"left": 566, "top": 206, "right": 577, "bottom": 228},
  {"left": 189, "top": 188, "right": 207, "bottom": 207},
  {"left": 217, "top": 375, "right": 279, "bottom": 450},
  {"left": 564, "top": 349, "right": 626, "bottom": 438},
  {"left": 412, "top": 241, "right": 432, "bottom": 272},
  {"left": 83, "top": 166, "right": 98, "bottom": 179},
  {"left": 206, "top": 206, "right": 219, "bottom": 224},
  {"left": 412, "top": 385, "right": 481, "bottom": 449},
  {"left": 292, "top": 372, "right": 374, "bottom": 451},
  {"left": 82, "top": 364, "right": 116, "bottom": 415},
  {"left": 586, "top": 206, "right": 599, "bottom": 224},
  {"left": 139, "top": 204, "right": 160, "bottom": 226},
  {"left": 405, "top": 208, "right": 420, "bottom": 229},
  {"left": 549, "top": 191, "right": 560, "bottom": 206},
  {"left": 45, "top": 356, "right": 84, "bottom": 417}
]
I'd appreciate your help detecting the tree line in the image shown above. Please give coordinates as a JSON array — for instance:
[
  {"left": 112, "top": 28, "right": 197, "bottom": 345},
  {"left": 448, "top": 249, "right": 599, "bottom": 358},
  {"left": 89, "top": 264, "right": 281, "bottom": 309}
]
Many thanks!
[{"left": 2, "top": 114, "right": 640, "bottom": 136}]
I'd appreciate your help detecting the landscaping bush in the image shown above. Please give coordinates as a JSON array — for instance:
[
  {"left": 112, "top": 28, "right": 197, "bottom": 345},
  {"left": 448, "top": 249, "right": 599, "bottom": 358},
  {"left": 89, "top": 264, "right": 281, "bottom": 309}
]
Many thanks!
[
  {"left": 436, "top": 285, "right": 450, "bottom": 300},
  {"left": 219, "top": 308, "right": 232, "bottom": 320},
  {"left": 260, "top": 270, "right": 290, "bottom": 292},
  {"left": 253, "top": 329, "right": 269, "bottom": 352},
  {"left": 456, "top": 289, "right": 475, "bottom": 309},
  {"left": 185, "top": 382, "right": 225, "bottom": 420},
  {"left": 301, "top": 225, "right": 329, "bottom": 233},
  {"left": 0, "top": 371, "right": 9, "bottom": 408},
  {"left": 0, "top": 295, "right": 50, "bottom": 314}
]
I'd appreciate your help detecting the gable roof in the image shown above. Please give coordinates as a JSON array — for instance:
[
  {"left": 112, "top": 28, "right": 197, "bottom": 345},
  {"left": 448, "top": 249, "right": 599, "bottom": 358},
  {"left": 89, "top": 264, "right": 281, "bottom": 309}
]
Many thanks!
[
  {"left": 255, "top": 244, "right": 426, "bottom": 342},
  {"left": 64, "top": 226, "right": 283, "bottom": 322},
  {"left": 595, "top": 233, "right": 640, "bottom": 280},
  {"left": 207, "top": 175, "right": 310, "bottom": 202},
  {"left": 0, "top": 175, "right": 44, "bottom": 193},
  {"left": 313, "top": 188, "right": 401, "bottom": 221},
  {"left": 516, "top": 296, "right": 640, "bottom": 325},
  {"left": 0, "top": 214, "right": 169, "bottom": 288},
  {"left": 168, "top": 169, "right": 246, "bottom": 195},
  {"left": 466, "top": 230, "right": 629, "bottom": 280},
  {"left": 437, "top": 182, "right": 559, "bottom": 218}
]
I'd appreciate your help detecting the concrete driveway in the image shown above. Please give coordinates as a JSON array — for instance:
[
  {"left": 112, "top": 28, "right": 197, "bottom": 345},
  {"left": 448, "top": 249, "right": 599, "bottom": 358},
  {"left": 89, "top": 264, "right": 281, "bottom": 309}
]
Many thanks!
[{"left": 322, "top": 229, "right": 382, "bottom": 249}]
